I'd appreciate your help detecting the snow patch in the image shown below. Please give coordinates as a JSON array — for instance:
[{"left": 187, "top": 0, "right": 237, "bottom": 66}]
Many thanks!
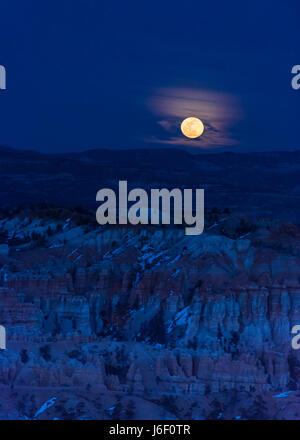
[{"left": 273, "top": 391, "right": 294, "bottom": 398}]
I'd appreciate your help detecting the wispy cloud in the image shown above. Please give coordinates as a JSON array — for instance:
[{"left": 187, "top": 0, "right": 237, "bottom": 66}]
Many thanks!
[{"left": 147, "top": 87, "right": 243, "bottom": 148}]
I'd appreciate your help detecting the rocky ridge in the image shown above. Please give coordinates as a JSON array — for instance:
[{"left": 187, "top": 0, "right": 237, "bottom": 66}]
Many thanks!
[{"left": 0, "top": 207, "right": 299, "bottom": 419}]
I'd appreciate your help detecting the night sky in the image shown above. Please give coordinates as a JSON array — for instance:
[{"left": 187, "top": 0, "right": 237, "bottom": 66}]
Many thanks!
[{"left": 0, "top": 0, "right": 299, "bottom": 153}]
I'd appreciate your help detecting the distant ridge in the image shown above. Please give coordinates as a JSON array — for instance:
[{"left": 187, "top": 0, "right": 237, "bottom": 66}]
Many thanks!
[{"left": 0, "top": 147, "right": 299, "bottom": 223}]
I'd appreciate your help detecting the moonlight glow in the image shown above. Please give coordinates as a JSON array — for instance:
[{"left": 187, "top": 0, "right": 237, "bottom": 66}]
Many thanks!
[{"left": 181, "top": 117, "right": 204, "bottom": 139}]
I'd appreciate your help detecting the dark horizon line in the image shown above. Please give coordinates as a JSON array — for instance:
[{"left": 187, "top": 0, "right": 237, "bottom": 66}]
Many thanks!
[{"left": 0, "top": 143, "right": 300, "bottom": 157}]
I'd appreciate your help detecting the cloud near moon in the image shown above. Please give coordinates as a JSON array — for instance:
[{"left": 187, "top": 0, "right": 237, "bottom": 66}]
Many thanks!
[{"left": 147, "top": 87, "right": 243, "bottom": 148}]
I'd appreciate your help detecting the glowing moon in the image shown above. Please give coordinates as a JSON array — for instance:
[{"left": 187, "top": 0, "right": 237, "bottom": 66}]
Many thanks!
[{"left": 181, "top": 117, "right": 204, "bottom": 138}]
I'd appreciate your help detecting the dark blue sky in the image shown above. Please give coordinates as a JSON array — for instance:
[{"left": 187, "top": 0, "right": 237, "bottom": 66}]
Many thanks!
[{"left": 0, "top": 0, "right": 299, "bottom": 153}]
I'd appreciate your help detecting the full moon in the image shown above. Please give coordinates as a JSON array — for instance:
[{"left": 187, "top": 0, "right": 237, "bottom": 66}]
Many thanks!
[{"left": 181, "top": 117, "right": 204, "bottom": 139}]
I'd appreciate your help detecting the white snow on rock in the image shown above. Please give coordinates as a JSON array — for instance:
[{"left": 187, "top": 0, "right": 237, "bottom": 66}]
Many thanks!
[
  {"left": 273, "top": 391, "right": 294, "bottom": 398},
  {"left": 33, "top": 397, "right": 57, "bottom": 419}
]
